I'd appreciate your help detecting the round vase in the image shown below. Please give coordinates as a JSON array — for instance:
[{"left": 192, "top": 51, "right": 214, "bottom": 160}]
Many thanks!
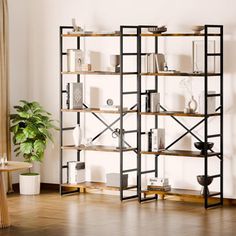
[
  {"left": 73, "top": 124, "right": 82, "bottom": 146},
  {"left": 188, "top": 96, "right": 198, "bottom": 112}
]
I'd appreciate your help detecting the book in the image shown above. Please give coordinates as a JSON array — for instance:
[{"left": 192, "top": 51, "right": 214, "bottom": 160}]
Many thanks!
[
  {"left": 155, "top": 53, "right": 165, "bottom": 71},
  {"left": 150, "top": 93, "right": 160, "bottom": 112},
  {"left": 151, "top": 128, "right": 165, "bottom": 151},
  {"left": 145, "top": 53, "right": 166, "bottom": 73},
  {"left": 147, "top": 177, "right": 169, "bottom": 187},
  {"left": 145, "top": 90, "right": 156, "bottom": 112},
  {"left": 147, "top": 185, "right": 171, "bottom": 191},
  {"left": 67, "top": 82, "right": 83, "bottom": 109}
]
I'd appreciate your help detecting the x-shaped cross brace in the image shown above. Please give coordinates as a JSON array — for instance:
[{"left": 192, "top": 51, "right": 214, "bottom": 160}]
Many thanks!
[
  {"left": 83, "top": 103, "right": 137, "bottom": 153},
  {"left": 160, "top": 105, "right": 221, "bottom": 159}
]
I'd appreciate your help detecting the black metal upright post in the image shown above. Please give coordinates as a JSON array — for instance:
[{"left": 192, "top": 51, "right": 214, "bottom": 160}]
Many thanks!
[
  {"left": 59, "top": 26, "right": 63, "bottom": 195},
  {"left": 137, "top": 25, "right": 159, "bottom": 202},
  {"left": 120, "top": 26, "right": 124, "bottom": 201},
  {"left": 204, "top": 25, "right": 209, "bottom": 209},
  {"left": 220, "top": 25, "right": 224, "bottom": 205},
  {"left": 154, "top": 36, "right": 159, "bottom": 200},
  {"left": 137, "top": 26, "right": 142, "bottom": 202},
  {"left": 77, "top": 37, "right": 81, "bottom": 163}
]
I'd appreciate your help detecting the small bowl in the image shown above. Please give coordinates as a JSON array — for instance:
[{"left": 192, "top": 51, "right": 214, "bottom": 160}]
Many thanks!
[
  {"left": 192, "top": 25, "right": 204, "bottom": 34},
  {"left": 197, "top": 175, "right": 213, "bottom": 186},
  {"left": 148, "top": 26, "right": 167, "bottom": 34},
  {"left": 194, "top": 142, "right": 214, "bottom": 154}
]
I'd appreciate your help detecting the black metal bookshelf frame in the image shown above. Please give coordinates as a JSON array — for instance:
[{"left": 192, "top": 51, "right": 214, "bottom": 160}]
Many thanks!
[
  {"left": 59, "top": 24, "right": 223, "bottom": 208},
  {"left": 59, "top": 26, "right": 139, "bottom": 200},
  {"left": 137, "top": 25, "right": 223, "bottom": 208}
]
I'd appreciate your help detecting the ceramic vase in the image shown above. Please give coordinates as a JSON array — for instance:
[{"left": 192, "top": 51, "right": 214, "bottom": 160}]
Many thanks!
[
  {"left": 73, "top": 124, "right": 82, "bottom": 146},
  {"left": 188, "top": 96, "right": 198, "bottom": 112}
]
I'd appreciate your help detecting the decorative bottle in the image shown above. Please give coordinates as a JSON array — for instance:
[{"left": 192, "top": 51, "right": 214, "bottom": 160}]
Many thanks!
[
  {"left": 188, "top": 95, "right": 198, "bottom": 113},
  {"left": 73, "top": 124, "right": 82, "bottom": 146}
]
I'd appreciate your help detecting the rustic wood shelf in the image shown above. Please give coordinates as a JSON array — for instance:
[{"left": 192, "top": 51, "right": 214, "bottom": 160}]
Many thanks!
[
  {"left": 62, "top": 33, "right": 137, "bottom": 37},
  {"left": 62, "top": 144, "right": 136, "bottom": 152},
  {"left": 62, "top": 108, "right": 137, "bottom": 114},
  {"left": 142, "top": 188, "right": 219, "bottom": 199},
  {"left": 141, "top": 33, "right": 221, "bottom": 37},
  {"left": 141, "top": 72, "right": 221, "bottom": 77},
  {"left": 140, "top": 111, "right": 220, "bottom": 117},
  {"left": 61, "top": 181, "right": 136, "bottom": 191},
  {"left": 62, "top": 71, "right": 137, "bottom": 75},
  {"left": 141, "top": 149, "right": 221, "bottom": 157}
]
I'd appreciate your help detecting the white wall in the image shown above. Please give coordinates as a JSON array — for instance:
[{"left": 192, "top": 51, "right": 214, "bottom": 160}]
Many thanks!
[{"left": 8, "top": 0, "right": 236, "bottom": 198}]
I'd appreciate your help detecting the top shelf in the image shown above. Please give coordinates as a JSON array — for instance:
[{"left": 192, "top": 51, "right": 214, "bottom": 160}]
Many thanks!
[
  {"left": 141, "top": 72, "right": 221, "bottom": 77},
  {"left": 141, "top": 33, "right": 221, "bottom": 37},
  {"left": 62, "top": 33, "right": 221, "bottom": 38},
  {"left": 62, "top": 33, "right": 137, "bottom": 37}
]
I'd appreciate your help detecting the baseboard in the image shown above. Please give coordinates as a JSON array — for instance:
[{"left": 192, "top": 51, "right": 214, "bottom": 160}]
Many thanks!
[{"left": 11, "top": 183, "right": 236, "bottom": 206}]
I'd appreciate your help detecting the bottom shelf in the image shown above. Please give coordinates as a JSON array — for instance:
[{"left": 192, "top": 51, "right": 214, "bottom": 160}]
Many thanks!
[
  {"left": 61, "top": 181, "right": 136, "bottom": 191},
  {"left": 143, "top": 188, "right": 219, "bottom": 199}
]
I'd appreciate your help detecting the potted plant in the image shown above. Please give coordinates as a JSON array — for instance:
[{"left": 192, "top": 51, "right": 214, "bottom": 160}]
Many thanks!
[{"left": 10, "top": 100, "right": 58, "bottom": 195}]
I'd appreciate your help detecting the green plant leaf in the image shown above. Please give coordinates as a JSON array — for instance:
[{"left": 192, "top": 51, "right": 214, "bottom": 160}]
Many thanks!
[
  {"left": 38, "top": 127, "right": 53, "bottom": 141},
  {"left": 23, "top": 125, "right": 38, "bottom": 139},
  {"left": 10, "top": 100, "right": 58, "bottom": 163},
  {"left": 20, "top": 142, "right": 33, "bottom": 154},
  {"left": 34, "top": 140, "right": 45, "bottom": 154},
  {"left": 19, "top": 111, "right": 31, "bottom": 119},
  {"left": 10, "top": 125, "right": 19, "bottom": 133},
  {"left": 16, "top": 132, "right": 28, "bottom": 143},
  {"left": 31, "top": 155, "right": 40, "bottom": 162}
]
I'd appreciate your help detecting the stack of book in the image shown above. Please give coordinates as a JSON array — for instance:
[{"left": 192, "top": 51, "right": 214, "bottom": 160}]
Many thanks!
[
  {"left": 147, "top": 177, "right": 171, "bottom": 192},
  {"left": 147, "top": 185, "right": 171, "bottom": 191}
]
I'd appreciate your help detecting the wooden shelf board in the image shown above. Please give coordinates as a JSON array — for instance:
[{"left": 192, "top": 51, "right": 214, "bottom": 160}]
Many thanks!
[
  {"left": 141, "top": 33, "right": 221, "bottom": 37},
  {"left": 61, "top": 182, "right": 118, "bottom": 191},
  {"left": 62, "top": 71, "right": 137, "bottom": 75},
  {"left": 141, "top": 149, "right": 221, "bottom": 157},
  {"left": 62, "top": 71, "right": 220, "bottom": 77},
  {"left": 62, "top": 33, "right": 137, "bottom": 37},
  {"left": 140, "top": 111, "right": 220, "bottom": 117},
  {"left": 62, "top": 144, "right": 136, "bottom": 152},
  {"left": 62, "top": 33, "right": 220, "bottom": 37},
  {"left": 61, "top": 182, "right": 136, "bottom": 191},
  {"left": 142, "top": 188, "right": 218, "bottom": 199},
  {"left": 62, "top": 108, "right": 137, "bottom": 114},
  {"left": 141, "top": 72, "right": 221, "bottom": 77}
]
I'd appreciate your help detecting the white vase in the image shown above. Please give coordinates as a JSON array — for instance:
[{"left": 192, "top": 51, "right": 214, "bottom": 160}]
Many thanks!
[
  {"left": 20, "top": 174, "right": 40, "bottom": 195},
  {"left": 73, "top": 124, "right": 82, "bottom": 146},
  {"left": 188, "top": 96, "right": 198, "bottom": 112}
]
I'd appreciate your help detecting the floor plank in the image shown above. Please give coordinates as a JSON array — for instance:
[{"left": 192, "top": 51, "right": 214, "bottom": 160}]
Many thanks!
[{"left": 1, "top": 191, "right": 236, "bottom": 236}]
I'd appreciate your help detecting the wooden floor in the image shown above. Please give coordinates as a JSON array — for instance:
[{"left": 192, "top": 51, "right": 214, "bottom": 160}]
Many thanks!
[{"left": 1, "top": 191, "right": 236, "bottom": 236}]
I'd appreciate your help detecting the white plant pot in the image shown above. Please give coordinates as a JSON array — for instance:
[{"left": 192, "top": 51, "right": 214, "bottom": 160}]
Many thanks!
[{"left": 19, "top": 174, "right": 40, "bottom": 195}]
